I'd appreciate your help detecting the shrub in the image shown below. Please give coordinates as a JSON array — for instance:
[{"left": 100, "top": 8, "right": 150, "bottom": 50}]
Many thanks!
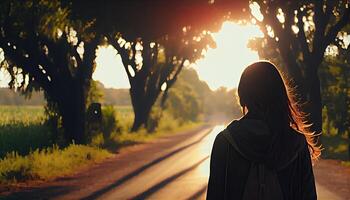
[{"left": 101, "top": 106, "right": 121, "bottom": 139}]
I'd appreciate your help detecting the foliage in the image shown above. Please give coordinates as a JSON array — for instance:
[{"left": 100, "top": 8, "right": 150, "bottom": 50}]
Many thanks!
[
  {"left": 101, "top": 106, "right": 122, "bottom": 139},
  {"left": 248, "top": 0, "right": 350, "bottom": 134},
  {"left": 68, "top": 0, "right": 248, "bottom": 131},
  {"left": 319, "top": 34, "right": 350, "bottom": 159},
  {"left": 70, "top": 0, "right": 248, "bottom": 41},
  {"left": 87, "top": 80, "right": 104, "bottom": 106},
  {"left": 208, "top": 87, "right": 242, "bottom": 119},
  {"left": 0, "top": 0, "right": 100, "bottom": 143},
  {"left": 166, "top": 83, "right": 202, "bottom": 123},
  {"left": 0, "top": 144, "right": 111, "bottom": 184}
]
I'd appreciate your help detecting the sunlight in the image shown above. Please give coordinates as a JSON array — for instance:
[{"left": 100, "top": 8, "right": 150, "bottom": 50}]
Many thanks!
[
  {"left": 195, "top": 125, "right": 225, "bottom": 178},
  {"left": 93, "top": 45, "right": 130, "bottom": 88},
  {"left": 93, "top": 22, "right": 263, "bottom": 90},
  {"left": 194, "top": 22, "right": 263, "bottom": 90}
]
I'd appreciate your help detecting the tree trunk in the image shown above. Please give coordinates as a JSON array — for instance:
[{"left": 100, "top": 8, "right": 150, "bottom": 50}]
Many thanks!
[
  {"left": 60, "top": 83, "right": 87, "bottom": 144},
  {"left": 131, "top": 99, "right": 153, "bottom": 132},
  {"left": 307, "top": 75, "right": 323, "bottom": 134},
  {"left": 130, "top": 85, "right": 157, "bottom": 132},
  {"left": 131, "top": 104, "right": 152, "bottom": 132},
  {"left": 297, "top": 60, "right": 323, "bottom": 136}
]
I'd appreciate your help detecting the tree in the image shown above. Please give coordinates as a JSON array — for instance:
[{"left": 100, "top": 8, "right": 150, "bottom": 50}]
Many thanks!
[
  {"left": 68, "top": 0, "right": 249, "bottom": 131},
  {"left": 109, "top": 30, "right": 217, "bottom": 131},
  {"left": 0, "top": 0, "right": 100, "bottom": 143},
  {"left": 248, "top": 0, "right": 350, "bottom": 134},
  {"left": 164, "top": 68, "right": 208, "bottom": 123},
  {"left": 320, "top": 25, "right": 350, "bottom": 158}
]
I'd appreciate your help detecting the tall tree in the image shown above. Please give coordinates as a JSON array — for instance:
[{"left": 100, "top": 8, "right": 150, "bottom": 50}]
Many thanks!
[
  {"left": 321, "top": 26, "right": 350, "bottom": 158},
  {"left": 0, "top": 0, "right": 100, "bottom": 143},
  {"left": 70, "top": 0, "right": 249, "bottom": 131},
  {"left": 249, "top": 0, "right": 350, "bottom": 134},
  {"left": 109, "top": 29, "right": 216, "bottom": 131}
]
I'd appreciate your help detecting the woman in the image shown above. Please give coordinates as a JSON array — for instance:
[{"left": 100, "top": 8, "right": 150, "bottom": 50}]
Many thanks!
[{"left": 206, "top": 61, "right": 320, "bottom": 200}]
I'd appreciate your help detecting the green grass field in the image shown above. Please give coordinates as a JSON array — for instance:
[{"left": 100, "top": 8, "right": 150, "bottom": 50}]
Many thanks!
[
  {"left": 0, "top": 106, "right": 51, "bottom": 158},
  {"left": 0, "top": 105, "right": 203, "bottom": 184},
  {"left": 0, "top": 106, "right": 45, "bottom": 125}
]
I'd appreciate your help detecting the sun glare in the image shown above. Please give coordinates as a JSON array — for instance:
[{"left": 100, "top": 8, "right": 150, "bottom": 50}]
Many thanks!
[
  {"left": 93, "top": 22, "right": 263, "bottom": 90},
  {"left": 194, "top": 22, "right": 263, "bottom": 90}
]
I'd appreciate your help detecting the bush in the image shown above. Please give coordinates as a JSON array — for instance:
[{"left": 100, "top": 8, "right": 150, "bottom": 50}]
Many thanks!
[
  {"left": 156, "top": 111, "right": 179, "bottom": 132},
  {"left": 101, "top": 106, "right": 121, "bottom": 139},
  {"left": 0, "top": 123, "right": 53, "bottom": 158}
]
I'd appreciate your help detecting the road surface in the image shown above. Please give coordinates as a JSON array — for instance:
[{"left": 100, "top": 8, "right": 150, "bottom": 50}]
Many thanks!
[
  {"left": 90, "top": 126, "right": 221, "bottom": 200},
  {"left": 88, "top": 125, "right": 342, "bottom": 200},
  {"left": 2, "top": 125, "right": 345, "bottom": 200}
]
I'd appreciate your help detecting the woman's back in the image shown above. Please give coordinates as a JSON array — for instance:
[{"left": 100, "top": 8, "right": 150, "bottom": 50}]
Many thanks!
[
  {"left": 206, "top": 61, "right": 320, "bottom": 199},
  {"left": 206, "top": 117, "right": 317, "bottom": 200}
]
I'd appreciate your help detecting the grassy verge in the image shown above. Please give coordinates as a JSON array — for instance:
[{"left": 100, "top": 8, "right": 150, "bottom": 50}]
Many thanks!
[
  {"left": 110, "top": 121, "right": 203, "bottom": 149},
  {"left": 320, "top": 134, "right": 349, "bottom": 167},
  {"left": 0, "top": 144, "right": 112, "bottom": 184},
  {"left": 0, "top": 106, "right": 204, "bottom": 185},
  {"left": 92, "top": 108, "right": 204, "bottom": 150},
  {"left": 0, "top": 124, "right": 53, "bottom": 158}
]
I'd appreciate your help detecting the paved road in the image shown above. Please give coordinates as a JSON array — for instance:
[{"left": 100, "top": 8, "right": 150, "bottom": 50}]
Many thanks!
[
  {"left": 96, "top": 125, "right": 342, "bottom": 200},
  {"left": 97, "top": 126, "right": 222, "bottom": 200},
  {"left": 2, "top": 125, "right": 343, "bottom": 200}
]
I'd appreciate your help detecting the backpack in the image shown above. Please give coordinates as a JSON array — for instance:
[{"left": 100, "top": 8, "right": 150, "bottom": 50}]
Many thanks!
[{"left": 222, "top": 129, "right": 284, "bottom": 200}]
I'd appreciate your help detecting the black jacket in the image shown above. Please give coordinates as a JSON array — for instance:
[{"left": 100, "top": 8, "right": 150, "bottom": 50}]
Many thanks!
[{"left": 206, "top": 118, "right": 317, "bottom": 200}]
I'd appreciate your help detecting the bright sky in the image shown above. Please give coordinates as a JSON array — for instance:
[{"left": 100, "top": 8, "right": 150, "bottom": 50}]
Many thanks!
[
  {"left": 0, "top": 22, "right": 263, "bottom": 90},
  {"left": 194, "top": 22, "right": 263, "bottom": 90},
  {"left": 93, "top": 45, "right": 130, "bottom": 88},
  {"left": 93, "top": 21, "right": 263, "bottom": 90}
]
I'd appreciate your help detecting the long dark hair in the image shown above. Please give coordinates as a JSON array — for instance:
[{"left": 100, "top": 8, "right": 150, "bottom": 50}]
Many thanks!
[{"left": 237, "top": 61, "right": 320, "bottom": 160}]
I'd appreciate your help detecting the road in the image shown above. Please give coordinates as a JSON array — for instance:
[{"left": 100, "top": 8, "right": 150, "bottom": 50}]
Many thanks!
[
  {"left": 90, "top": 125, "right": 342, "bottom": 200},
  {"left": 94, "top": 126, "right": 221, "bottom": 200},
  {"left": 2, "top": 125, "right": 345, "bottom": 200}
]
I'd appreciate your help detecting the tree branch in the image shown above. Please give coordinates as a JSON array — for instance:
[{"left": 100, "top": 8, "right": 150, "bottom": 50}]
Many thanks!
[
  {"left": 107, "top": 35, "right": 133, "bottom": 82},
  {"left": 324, "top": 6, "right": 350, "bottom": 49},
  {"left": 297, "top": 9, "right": 311, "bottom": 65}
]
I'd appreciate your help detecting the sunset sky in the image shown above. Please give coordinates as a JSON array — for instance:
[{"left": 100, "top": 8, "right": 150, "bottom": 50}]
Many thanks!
[{"left": 92, "top": 22, "right": 263, "bottom": 90}]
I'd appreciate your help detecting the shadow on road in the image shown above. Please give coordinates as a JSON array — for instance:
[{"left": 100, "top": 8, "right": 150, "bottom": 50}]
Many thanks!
[
  {"left": 82, "top": 128, "right": 212, "bottom": 200},
  {"left": 132, "top": 156, "right": 209, "bottom": 199},
  {"left": 185, "top": 185, "right": 208, "bottom": 200},
  {"left": 1, "top": 185, "right": 75, "bottom": 200}
]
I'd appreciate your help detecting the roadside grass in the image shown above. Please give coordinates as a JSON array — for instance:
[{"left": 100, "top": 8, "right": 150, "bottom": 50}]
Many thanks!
[
  {"left": 0, "top": 106, "right": 52, "bottom": 158},
  {"left": 0, "top": 124, "right": 53, "bottom": 158},
  {"left": 110, "top": 121, "right": 202, "bottom": 149},
  {"left": 0, "top": 144, "right": 112, "bottom": 184},
  {"left": 320, "top": 134, "right": 349, "bottom": 163},
  {"left": 93, "top": 110, "right": 204, "bottom": 151},
  {"left": 0, "top": 105, "right": 204, "bottom": 185}
]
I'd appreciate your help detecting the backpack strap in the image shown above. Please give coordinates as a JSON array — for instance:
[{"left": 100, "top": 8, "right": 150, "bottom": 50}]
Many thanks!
[
  {"left": 224, "top": 140, "right": 230, "bottom": 200},
  {"left": 222, "top": 128, "right": 284, "bottom": 200},
  {"left": 222, "top": 129, "right": 250, "bottom": 161},
  {"left": 258, "top": 164, "right": 266, "bottom": 200}
]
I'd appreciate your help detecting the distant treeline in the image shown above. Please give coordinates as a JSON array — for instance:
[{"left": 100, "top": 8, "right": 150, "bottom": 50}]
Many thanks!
[
  {"left": 0, "top": 87, "right": 131, "bottom": 106},
  {"left": 0, "top": 68, "right": 242, "bottom": 120},
  {"left": 0, "top": 88, "right": 45, "bottom": 105}
]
